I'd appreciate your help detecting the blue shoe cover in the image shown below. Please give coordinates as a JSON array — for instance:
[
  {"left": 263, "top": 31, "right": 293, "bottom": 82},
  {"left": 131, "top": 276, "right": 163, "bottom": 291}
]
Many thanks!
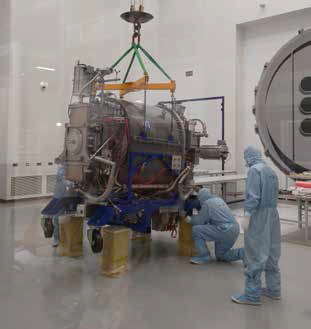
[
  {"left": 261, "top": 288, "right": 281, "bottom": 300},
  {"left": 52, "top": 239, "right": 59, "bottom": 248},
  {"left": 231, "top": 293, "right": 261, "bottom": 305},
  {"left": 190, "top": 255, "right": 211, "bottom": 265}
]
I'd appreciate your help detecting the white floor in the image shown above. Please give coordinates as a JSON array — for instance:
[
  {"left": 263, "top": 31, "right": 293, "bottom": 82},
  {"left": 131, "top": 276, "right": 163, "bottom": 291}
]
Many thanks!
[{"left": 0, "top": 199, "right": 310, "bottom": 329}]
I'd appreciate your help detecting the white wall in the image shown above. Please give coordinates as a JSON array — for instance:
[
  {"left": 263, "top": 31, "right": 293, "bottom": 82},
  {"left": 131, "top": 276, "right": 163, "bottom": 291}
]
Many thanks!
[
  {"left": 1, "top": 1, "right": 311, "bottom": 184},
  {"left": 63, "top": 0, "right": 159, "bottom": 103},
  {"left": 236, "top": 0, "right": 311, "bottom": 24},
  {"left": 7, "top": 0, "right": 66, "bottom": 166},
  {"left": 0, "top": 0, "right": 11, "bottom": 196},
  {"left": 157, "top": 0, "right": 237, "bottom": 171}
]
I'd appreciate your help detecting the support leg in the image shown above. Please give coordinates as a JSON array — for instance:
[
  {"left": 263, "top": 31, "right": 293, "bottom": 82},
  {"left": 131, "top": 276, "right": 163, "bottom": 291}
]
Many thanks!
[
  {"left": 178, "top": 219, "right": 198, "bottom": 257},
  {"left": 101, "top": 226, "right": 130, "bottom": 277},
  {"left": 305, "top": 200, "right": 309, "bottom": 241},
  {"left": 298, "top": 198, "right": 303, "bottom": 229},
  {"left": 222, "top": 183, "right": 227, "bottom": 201},
  {"left": 58, "top": 216, "right": 84, "bottom": 257}
]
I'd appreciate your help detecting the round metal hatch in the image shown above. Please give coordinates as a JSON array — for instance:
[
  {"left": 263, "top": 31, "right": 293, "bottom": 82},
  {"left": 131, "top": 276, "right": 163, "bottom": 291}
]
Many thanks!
[{"left": 255, "top": 29, "right": 311, "bottom": 174}]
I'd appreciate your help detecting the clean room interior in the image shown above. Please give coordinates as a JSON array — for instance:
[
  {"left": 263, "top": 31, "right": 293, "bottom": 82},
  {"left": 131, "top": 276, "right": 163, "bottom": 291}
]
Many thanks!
[{"left": 1, "top": 1, "right": 311, "bottom": 328}]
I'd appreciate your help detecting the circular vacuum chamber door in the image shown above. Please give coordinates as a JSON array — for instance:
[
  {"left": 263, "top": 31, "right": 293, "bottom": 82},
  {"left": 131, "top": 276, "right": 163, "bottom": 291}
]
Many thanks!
[{"left": 255, "top": 29, "right": 311, "bottom": 174}]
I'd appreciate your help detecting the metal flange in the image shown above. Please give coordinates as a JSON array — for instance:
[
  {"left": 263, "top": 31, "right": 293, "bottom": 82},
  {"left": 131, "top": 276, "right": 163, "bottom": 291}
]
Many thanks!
[{"left": 121, "top": 11, "right": 154, "bottom": 24}]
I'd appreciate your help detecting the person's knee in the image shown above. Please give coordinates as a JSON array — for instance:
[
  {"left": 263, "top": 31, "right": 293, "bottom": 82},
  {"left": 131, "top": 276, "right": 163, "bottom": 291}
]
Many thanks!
[{"left": 192, "top": 225, "right": 202, "bottom": 239}]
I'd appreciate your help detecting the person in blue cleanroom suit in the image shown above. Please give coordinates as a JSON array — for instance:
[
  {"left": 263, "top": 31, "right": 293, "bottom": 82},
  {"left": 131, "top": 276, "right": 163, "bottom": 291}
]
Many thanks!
[
  {"left": 231, "top": 146, "right": 281, "bottom": 306},
  {"left": 50, "top": 164, "right": 68, "bottom": 247},
  {"left": 185, "top": 188, "right": 244, "bottom": 265}
]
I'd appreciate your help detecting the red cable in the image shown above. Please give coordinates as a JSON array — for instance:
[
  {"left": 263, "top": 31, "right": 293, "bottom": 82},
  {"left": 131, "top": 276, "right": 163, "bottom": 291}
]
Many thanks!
[{"left": 143, "top": 168, "right": 167, "bottom": 185}]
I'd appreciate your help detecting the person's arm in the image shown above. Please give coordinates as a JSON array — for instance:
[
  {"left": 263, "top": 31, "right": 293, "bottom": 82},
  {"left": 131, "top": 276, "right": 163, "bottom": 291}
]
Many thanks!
[
  {"left": 244, "top": 167, "right": 261, "bottom": 215},
  {"left": 188, "top": 204, "right": 210, "bottom": 226}
]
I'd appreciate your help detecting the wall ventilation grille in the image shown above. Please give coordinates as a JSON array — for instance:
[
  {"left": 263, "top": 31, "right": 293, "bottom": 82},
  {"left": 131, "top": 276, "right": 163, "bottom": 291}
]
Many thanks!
[
  {"left": 11, "top": 176, "right": 42, "bottom": 197},
  {"left": 46, "top": 175, "right": 57, "bottom": 194}
]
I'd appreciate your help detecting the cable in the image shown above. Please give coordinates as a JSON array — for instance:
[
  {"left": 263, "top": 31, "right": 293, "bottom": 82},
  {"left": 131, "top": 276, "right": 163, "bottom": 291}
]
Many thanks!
[
  {"left": 153, "top": 167, "right": 191, "bottom": 196},
  {"left": 78, "top": 157, "right": 116, "bottom": 203},
  {"left": 90, "top": 136, "right": 113, "bottom": 160},
  {"left": 143, "top": 168, "right": 167, "bottom": 185}
]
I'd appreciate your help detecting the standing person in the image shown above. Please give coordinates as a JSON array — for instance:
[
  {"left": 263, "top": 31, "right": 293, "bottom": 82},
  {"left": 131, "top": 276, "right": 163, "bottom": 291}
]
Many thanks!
[
  {"left": 185, "top": 188, "right": 244, "bottom": 265},
  {"left": 50, "top": 163, "right": 67, "bottom": 247},
  {"left": 231, "top": 146, "right": 281, "bottom": 305},
  {"left": 41, "top": 160, "right": 78, "bottom": 247}
]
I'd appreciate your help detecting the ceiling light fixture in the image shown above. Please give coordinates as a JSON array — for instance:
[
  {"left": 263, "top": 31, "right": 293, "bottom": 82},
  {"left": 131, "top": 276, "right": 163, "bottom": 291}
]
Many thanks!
[{"left": 36, "top": 66, "right": 55, "bottom": 71}]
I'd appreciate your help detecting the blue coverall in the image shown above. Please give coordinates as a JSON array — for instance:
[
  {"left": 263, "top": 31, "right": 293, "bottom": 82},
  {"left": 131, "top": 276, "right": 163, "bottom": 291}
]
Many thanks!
[
  {"left": 190, "top": 189, "right": 244, "bottom": 263},
  {"left": 51, "top": 165, "right": 68, "bottom": 244},
  {"left": 232, "top": 146, "right": 281, "bottom": 304}
]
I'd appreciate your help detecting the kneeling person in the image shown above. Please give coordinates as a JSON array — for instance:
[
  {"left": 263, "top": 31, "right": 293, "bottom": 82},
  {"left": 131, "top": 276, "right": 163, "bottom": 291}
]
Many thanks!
[{"left": 186, "top": 188, "right": 244, "bottom": 265}]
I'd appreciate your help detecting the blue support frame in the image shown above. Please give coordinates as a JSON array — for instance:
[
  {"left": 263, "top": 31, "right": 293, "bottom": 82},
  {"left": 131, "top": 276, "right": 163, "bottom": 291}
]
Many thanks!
[
  {"left": 87, "top": 151, "right": 181, "bottom": 233},
  {"left": 87, "top": 196, "right": 179, "bottom": 233},
  {"left": 41, "top": 197, "right": 83, "bottom": 217}
]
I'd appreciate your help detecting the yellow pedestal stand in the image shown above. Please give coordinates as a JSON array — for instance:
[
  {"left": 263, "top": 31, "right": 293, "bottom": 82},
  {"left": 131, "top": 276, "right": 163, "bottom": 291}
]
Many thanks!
[
  {"left": 58, "top": 216, "right": 84, "bottom": 257},
  {"left": 101, "top": 226, "right": 130, "bottom": 277}
]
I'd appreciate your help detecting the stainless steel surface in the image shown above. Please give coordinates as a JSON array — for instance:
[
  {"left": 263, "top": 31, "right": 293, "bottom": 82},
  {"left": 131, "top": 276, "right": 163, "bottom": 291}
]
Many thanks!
[
  {"left": 255, "top": 28, "right": 311, "bottom": 174},
  {"left": 193, "top": 174, "right": 246, "bottom": 202},
  {"left": 1, "top": 200, "right": 311, "bottom": 329},
  {"left": 289, "top": 173, "right": 311, "bottom": 180},
  {"left": 306, "top": 200, "right": 309, "bottom": 240},
  {"left": 65, "top": 128, "right": 83, "bottom": 156},
  {"left": 72, "top": 64, "right": 96, "bottom": 97},
  {"left": 298, "top": 198, "right": 303, "bottom": 229},
  {"left": 194, "top": 169, "right": 236, "bottom": 176},
  {"left": 120, "top": 11, "right": 154, "bottom": 24},
  {"left": 286, "top": 196, "right": 311, "bottom": 240},
  {"left": 63, "top": 61, "right": 228, "bottom": 206},
  {"left": 199, "top": 142, "right": 229, "bottom": 160},
  {"left": 63, "top": 87, "right": 225, "bottom": 202},
  {"left": 193, "top": 174, "right": 247, "bottom": 185},
  {"left": 65, "top": 99, "right": 185, "bottom": 191}
]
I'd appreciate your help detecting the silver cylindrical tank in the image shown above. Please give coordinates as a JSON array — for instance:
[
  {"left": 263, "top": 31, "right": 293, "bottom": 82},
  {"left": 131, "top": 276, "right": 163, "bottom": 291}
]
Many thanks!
[{"left": 64, "top": 99, "right": 185, "bottom": 189}]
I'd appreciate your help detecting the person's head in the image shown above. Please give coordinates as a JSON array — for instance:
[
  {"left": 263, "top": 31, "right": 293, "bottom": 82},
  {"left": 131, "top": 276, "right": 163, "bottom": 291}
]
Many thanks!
[
  {"left": 197, "top": 188, "right": 213, "bottom": 204},
  {"left": 55, "top": 157, "right": 62, "bottom": 165},
  {"left": 56, "top": 164, "right": 65, "bottom": 181},
  {"left": 244, "top": 146, "right": 263, "bottom": 167}
]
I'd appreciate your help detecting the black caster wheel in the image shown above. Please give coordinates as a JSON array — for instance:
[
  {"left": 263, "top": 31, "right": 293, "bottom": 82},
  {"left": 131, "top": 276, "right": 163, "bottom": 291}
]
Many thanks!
[
  {"left": 41, "top": 218, "right": 54, "bottom": 238},
  {"left": 88, "top": 229, "right": 103, "bottom": 253}
]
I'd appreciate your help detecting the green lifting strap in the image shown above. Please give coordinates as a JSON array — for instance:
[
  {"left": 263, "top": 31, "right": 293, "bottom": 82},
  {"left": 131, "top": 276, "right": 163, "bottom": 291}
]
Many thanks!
[
  {"left": 133, "top": 44, "right": 148, "bottom": 76},
  {"left": 123, "top": 51, "right": 136, "bottom": 83},
  {"left": 110, "top": 42, "right": 172, "bottom": 84},
  {"left": 111, "top": 45, "right": 134, "bottom": 69},
  {"left": 138, "top": 45, "right": 172, "bottom": 81}
]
